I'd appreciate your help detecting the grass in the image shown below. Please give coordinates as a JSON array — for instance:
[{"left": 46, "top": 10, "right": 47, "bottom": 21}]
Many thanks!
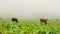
[{"left": 0, "top": 18, "right": 60, "bottom": 34}]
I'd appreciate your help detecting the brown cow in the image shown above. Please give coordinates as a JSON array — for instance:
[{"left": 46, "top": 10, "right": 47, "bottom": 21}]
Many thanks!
[{"left": 40, "top": 18, "right": 48, "bottom": 24}]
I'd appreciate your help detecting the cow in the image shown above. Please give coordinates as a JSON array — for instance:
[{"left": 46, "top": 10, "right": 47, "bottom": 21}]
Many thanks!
[
  {"left": 11, "top": 18, "right": 18, "bottom": 23},
  {"left": 40, "top": 18, "right": 48, "bottom": 24}
]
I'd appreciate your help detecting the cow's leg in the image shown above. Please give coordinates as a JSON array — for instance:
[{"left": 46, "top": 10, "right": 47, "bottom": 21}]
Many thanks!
[
  {"left": 16, "top": 20, "right": 18, "bottom": 23},
  {"left": 40, "top": 21, "right": 42, "bottom": 24},
  {"left": 45, "top": 22, "right": 47, "bottom": 24}
]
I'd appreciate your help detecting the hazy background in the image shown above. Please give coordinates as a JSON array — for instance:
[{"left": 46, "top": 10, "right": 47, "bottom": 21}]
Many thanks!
[{"left": 0, "top": 0, "right": 60, "bottom": 18}]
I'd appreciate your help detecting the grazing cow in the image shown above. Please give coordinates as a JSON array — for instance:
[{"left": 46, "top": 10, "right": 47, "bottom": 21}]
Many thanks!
[
  {"left": 40, "top": 18, "right": 48, "bottom": 24},
  {"left": 12, "top": 18, "right": 18, "bottom": 23}
]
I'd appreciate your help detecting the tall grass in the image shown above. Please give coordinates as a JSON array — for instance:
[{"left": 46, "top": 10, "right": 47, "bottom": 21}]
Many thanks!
[{"left": 0, "top": 18, "right": 60, "bottom": 34}]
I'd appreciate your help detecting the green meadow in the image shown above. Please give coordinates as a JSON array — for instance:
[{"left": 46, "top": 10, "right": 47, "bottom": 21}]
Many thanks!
[{"left": 0, "top": 18, "right": 60, "bottom": 34}]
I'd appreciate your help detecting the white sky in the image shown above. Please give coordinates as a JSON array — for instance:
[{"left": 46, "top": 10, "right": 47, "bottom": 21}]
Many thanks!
[{"left": 0, "top": 0, "right": 60, "bottom": 18}]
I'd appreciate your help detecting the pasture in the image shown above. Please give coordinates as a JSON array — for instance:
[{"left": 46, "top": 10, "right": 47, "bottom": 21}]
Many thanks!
[{"left": 0, "top": 18, "right": 60, "bottom": 34}]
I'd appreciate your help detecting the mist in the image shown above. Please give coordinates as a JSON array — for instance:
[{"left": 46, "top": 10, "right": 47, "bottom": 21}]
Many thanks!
[{"left": 0, "top": 0, "right": 60, "bottom": 18}]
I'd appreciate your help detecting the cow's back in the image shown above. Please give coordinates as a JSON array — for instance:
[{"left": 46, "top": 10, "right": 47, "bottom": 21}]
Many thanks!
[{"left": 12, "top": 18, "right": 18, "bottom": 23}]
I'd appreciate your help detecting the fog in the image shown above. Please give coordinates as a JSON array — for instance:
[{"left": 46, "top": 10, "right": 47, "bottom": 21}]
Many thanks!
[{"left": 0, "top": 0, "right": 60, "bottom": 18}]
